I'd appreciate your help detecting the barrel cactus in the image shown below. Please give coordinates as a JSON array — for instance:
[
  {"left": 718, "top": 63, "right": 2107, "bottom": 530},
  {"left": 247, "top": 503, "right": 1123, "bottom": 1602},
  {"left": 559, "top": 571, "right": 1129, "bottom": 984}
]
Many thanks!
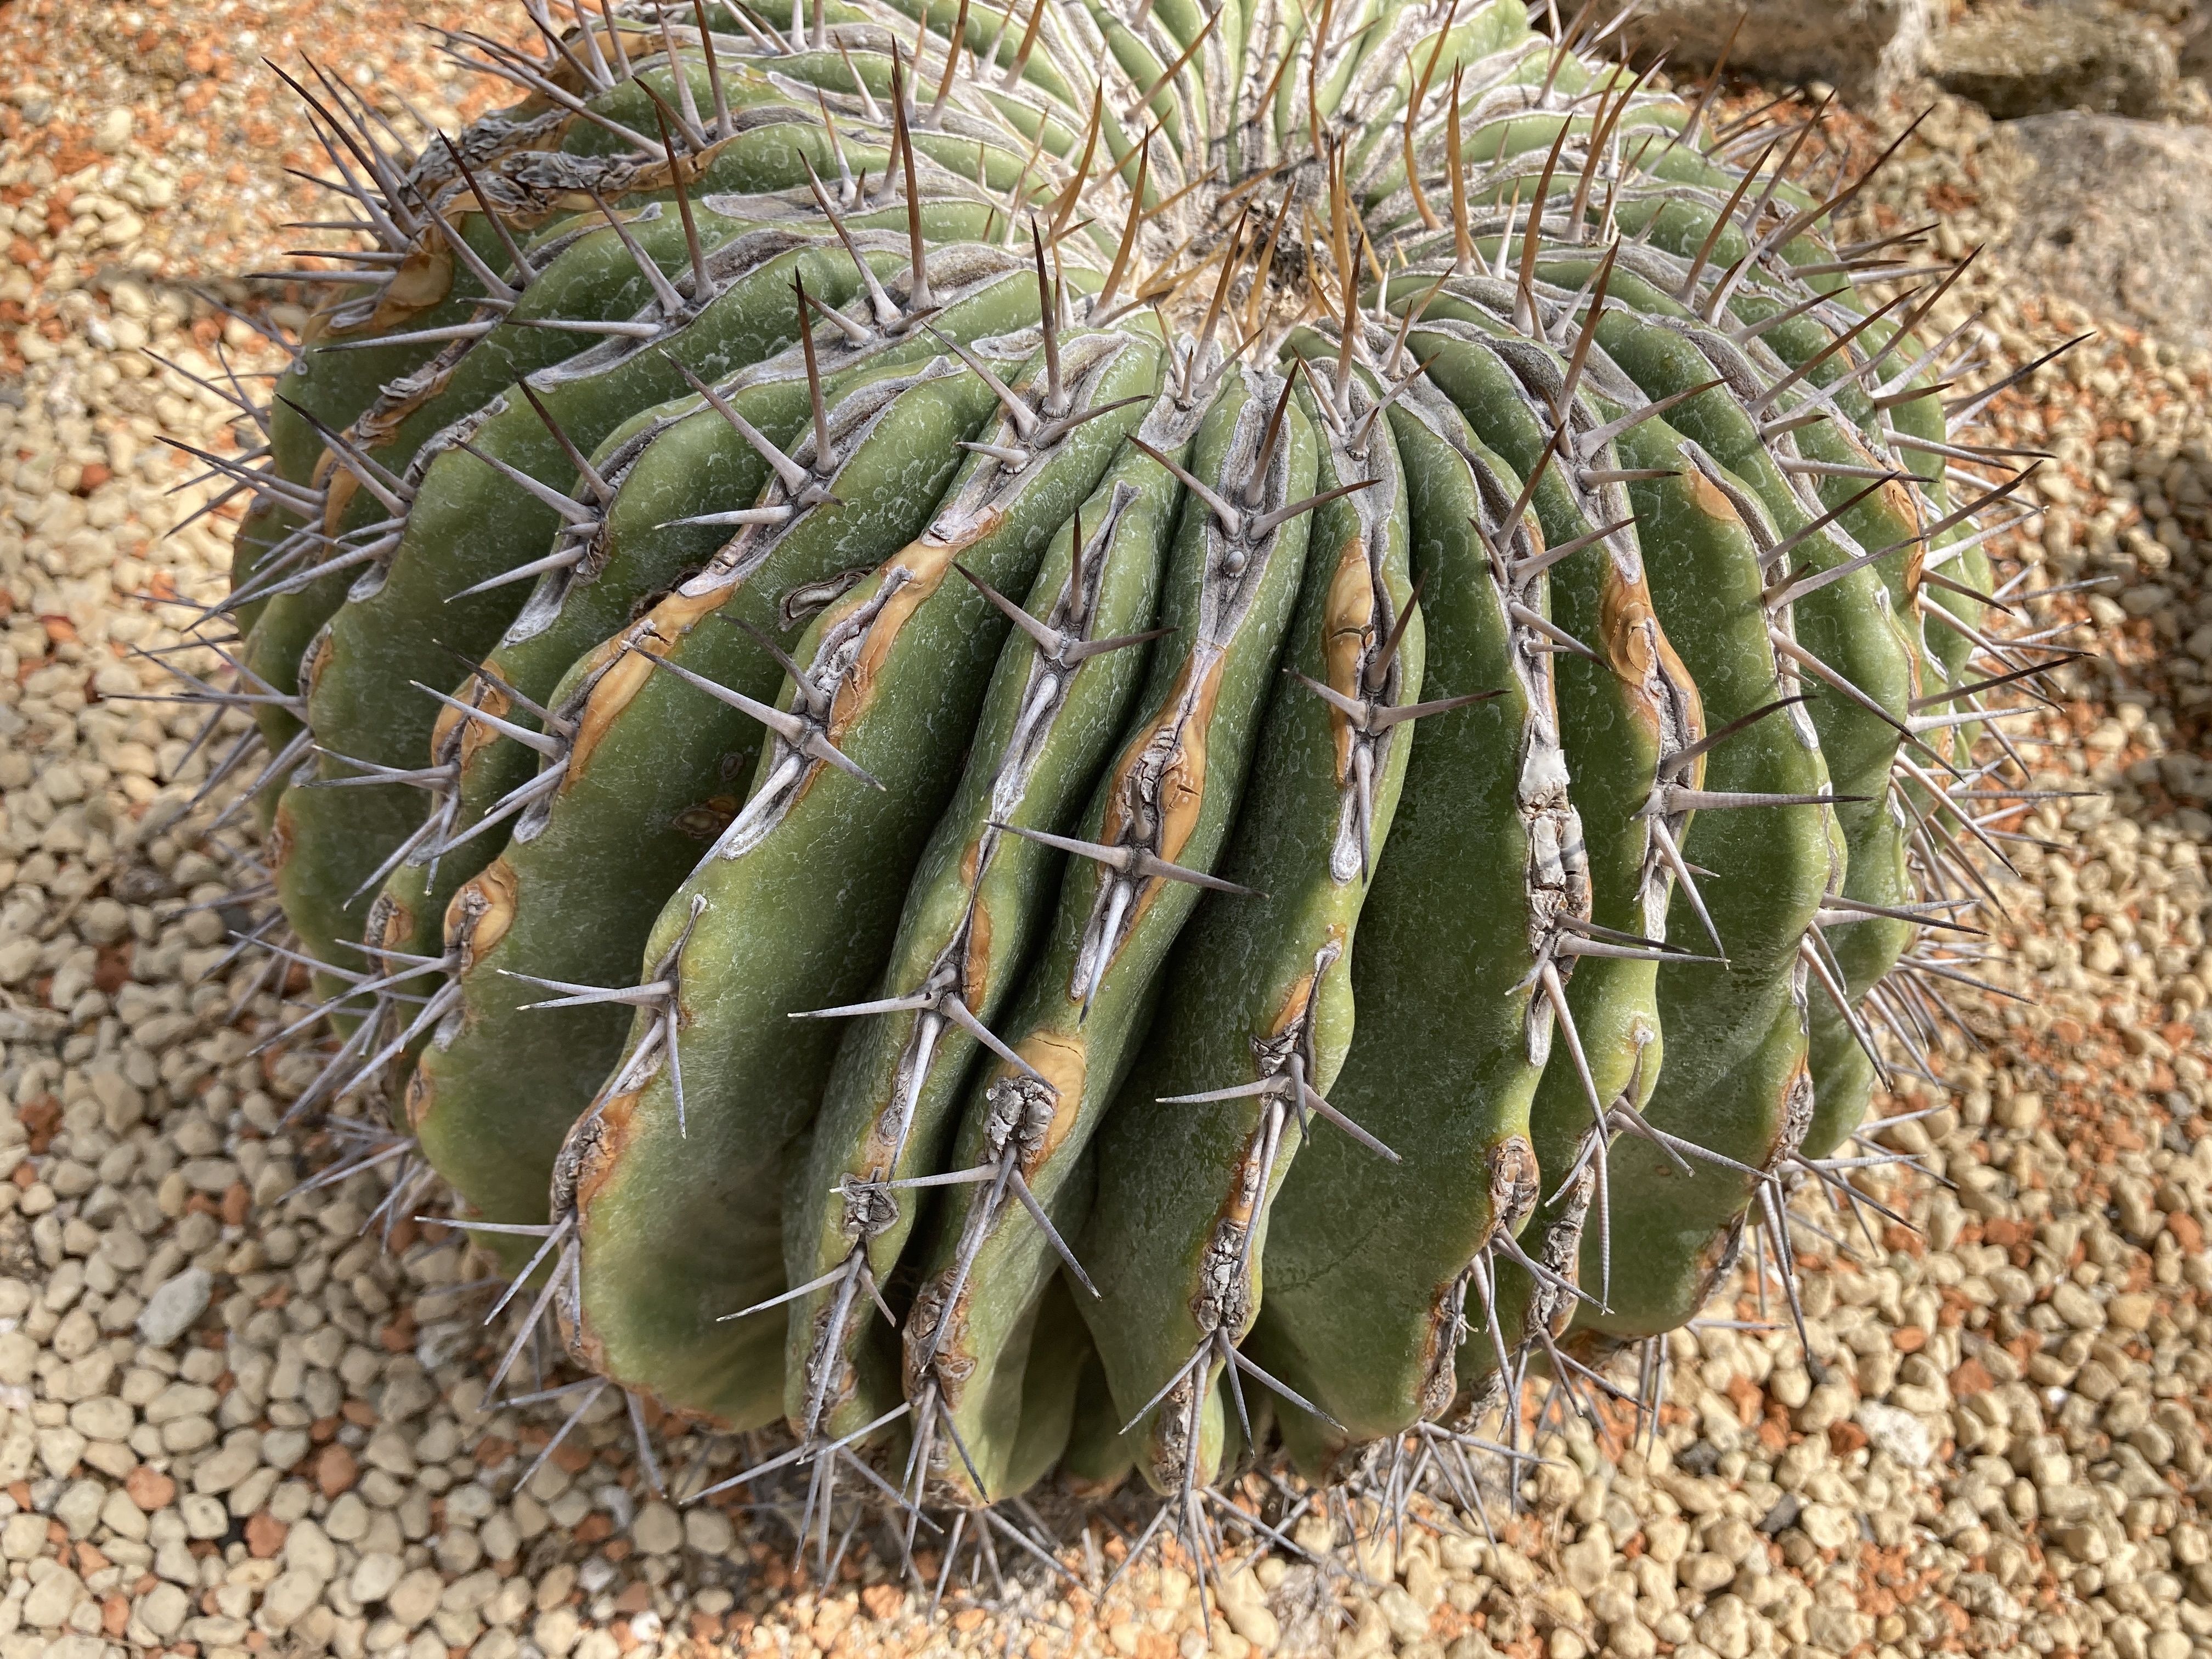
[{"left": 183, "top": 0, "right": 2055, "bottom": 1538}]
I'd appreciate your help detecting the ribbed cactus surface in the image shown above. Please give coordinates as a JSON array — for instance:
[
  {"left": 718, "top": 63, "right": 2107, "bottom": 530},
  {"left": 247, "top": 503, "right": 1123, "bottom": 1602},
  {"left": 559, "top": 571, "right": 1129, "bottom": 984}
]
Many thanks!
[{"left": 195, "top": 0, "right": 2049, "bottom": 1525}]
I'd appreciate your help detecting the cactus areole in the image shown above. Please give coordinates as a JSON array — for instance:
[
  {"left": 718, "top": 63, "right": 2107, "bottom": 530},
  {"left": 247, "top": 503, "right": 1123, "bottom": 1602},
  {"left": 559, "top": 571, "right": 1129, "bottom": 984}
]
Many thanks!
[{"left": 204, "top": 0, "right": 2058, "bottom": 1540}]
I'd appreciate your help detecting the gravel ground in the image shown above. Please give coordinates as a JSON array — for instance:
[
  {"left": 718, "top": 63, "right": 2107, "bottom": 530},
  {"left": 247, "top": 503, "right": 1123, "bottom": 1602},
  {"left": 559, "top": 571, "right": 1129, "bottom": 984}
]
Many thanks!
[{"left": 3, "top": 12, "right": 2211, "bottom": 1659}]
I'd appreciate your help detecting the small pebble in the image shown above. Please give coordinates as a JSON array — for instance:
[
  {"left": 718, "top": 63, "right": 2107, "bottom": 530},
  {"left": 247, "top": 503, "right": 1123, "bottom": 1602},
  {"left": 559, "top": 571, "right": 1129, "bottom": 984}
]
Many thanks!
[{"left": 133, "top": 1267, "right": 210, "bottom": 1347}]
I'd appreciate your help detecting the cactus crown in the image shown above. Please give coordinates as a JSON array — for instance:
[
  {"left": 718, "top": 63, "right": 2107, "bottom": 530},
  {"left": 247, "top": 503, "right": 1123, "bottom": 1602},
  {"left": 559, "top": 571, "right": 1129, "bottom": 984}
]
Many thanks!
[{"left": 179, "top": 0, "right": 2062, "bottom": 1585}]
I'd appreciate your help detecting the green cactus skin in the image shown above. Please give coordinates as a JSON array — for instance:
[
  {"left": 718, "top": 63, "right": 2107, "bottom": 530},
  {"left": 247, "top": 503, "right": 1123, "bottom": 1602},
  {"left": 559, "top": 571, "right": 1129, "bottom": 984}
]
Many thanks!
[
  {"left": 1566, "top": 416, "right": 1841, "bottom": 1347},
  {"left": 1079, "top": 346, "right": 1423, "bottom": 1496},
  {"left": 367, "top": 211, "right": 1008, "bottom": 963},
  {"left": 358, "top": 240, "right": 878, "bottom": 963},
  {"left": 566, "top": 331, "right": 1178, "bottom": 1429},
  {"left": 278, "top": 218, "right": 873, "bottom": 972},
  {"left": 1398, "top": 311, "right": 1701, "bottom": 1374},
  {"left": 779, "top": 352, "right": 1176, "bottom": 1456},
  {"left": 902, "top": 365, "right": 1321, "bottom": 1504},
  {"left": 1244, "top": 374, "right": 1572, "bottom": 1459},
  {"left": 404, "top": 273, "right": 1067, "bottom": 1231},
  {"left": 200, "top": 0, "right": 2062, "bottom": 1541},
  {"left": 414, "top": 347, "right": 1008, "bottom": 1238}
]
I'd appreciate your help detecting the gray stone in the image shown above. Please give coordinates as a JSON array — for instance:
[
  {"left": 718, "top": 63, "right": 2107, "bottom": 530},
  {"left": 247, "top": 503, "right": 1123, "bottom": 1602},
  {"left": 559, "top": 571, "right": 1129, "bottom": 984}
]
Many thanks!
[
  {"left": 1931, "top": 2, "right": 2179, "bottom": 119},
  {"left": 191, "top": 1431, "right": 262, "bottom": 1495},
  {"left": 284, "top": 1519, "right": 339, "bottom": 1582},
  {"left": 135, "top": 1267, "right": 211, "bottom": 1347},
  {"left": 2185, "top": 1, "right": 2212, "bottom": 80},
  {"left": 261, "top": 1426, "right": 311, "bottom": 1472},
  {"left": 22, "top": 1565, "right": 88, "bottom": 1630},
  {"left": 631, "top": 1500, "right": 682, "bottom": 1556},
  {"left": 1994, "top": 112, "right": 2212, "bottom": 351},
  {"left": 66, "top": 1396, "right": 132, "bottom": 1443},
  {"left": 683, "top": 1507, "right": 735, "bottom": 1557},
  {"left": 1588, "top": 0, "right": 1936, "bottom": 101},
  {"left": 260, "top": 1568, "right": 325, "bottom": 1633},
  {"left": 137, "top": 1582, "right": 191, "bottom": 1640},
  {"left": 387, "top": 1567, "right": 445, "bottom": 1628},
  {"left": 442, "top": 1571, "right": 501, "bottom": 1615},
  {"left": 350, "top": 1551, "right": 405, "bottom": 1606},
  {"left": 180, "top": 1493, "right": 229, "bottom": 1539},
  {"left": 2, "top": 1513, "right": 47, "bottom": 1560},
  {"left": 533, "top": 1606, "right": 583, "bottom": 1658}
]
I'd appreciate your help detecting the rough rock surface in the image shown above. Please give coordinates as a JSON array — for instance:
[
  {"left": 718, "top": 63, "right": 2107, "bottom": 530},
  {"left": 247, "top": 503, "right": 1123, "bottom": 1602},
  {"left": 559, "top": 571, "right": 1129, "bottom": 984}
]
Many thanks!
[
  {"left": 1931, "top": 1, "right": 2185, "bottom": 117},
  {"left": 1588, "top": 0, "right": 1939, "bottom": 100},
  {"left": 2186, "top": 1, "right": 2212, "bottom": 80},
  {"left": 1993, "top": 114, "right": 2212, "bottom": 353}
]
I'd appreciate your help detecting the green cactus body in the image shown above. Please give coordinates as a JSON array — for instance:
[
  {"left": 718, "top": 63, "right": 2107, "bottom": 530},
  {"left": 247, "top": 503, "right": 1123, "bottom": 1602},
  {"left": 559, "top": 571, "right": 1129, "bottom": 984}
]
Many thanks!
[
  {"left": 780, "top": 352, "right": 1177, "bottom": 1453},
  {"left": 1570, "top": 417, "right": 1841, "bottom": 1343},
  {"left": 904, "top": 364, "right": 1321, "bottom": 1502},
  {"left": 1245, "top": 376, "right": 1570, "bottom": 1459},
  {"left": 205, "top": 0, "right": 2056, "bottom": 1535},
  {"left": 1080, "top": 346, "right": 1421, "bottom": 1494},
  {"left": 278, "top": 223, "right": 879, "bottom": 967},
  {"left": 1400, "top": 311, "right": 1701, "bottom": 1366},
  {"left": 370, "top": 235, "right": 1037, "bottom": 958},
  {"left": 564, "top": 415, "right": 1039, "bottom": 1420},
  {"left": 413, "top": 347, "right": 1011, "bottom": 1233}
]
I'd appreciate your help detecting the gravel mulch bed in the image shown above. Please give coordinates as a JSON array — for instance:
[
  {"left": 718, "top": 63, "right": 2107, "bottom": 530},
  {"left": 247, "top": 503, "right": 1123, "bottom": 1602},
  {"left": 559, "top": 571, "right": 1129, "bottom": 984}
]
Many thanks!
[{"left": 1, "top": 13, "right": 2209, "bottom": 1659}]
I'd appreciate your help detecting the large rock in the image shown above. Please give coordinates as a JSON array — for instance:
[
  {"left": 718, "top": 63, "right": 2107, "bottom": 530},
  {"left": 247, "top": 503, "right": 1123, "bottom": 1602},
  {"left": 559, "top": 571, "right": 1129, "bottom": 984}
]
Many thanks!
[
  {"left": 1587, "top": 0, "right": 1937, "bottom": 101},
  {"left": 1931, "top": 2, "right": 2181, "bottom": 117},
  {"left": 2183, "top": 1, "right": 2212, "bottom": 81},
  {"left": 1996, "top": 112, "right": 2212, "bottom": 348}
]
